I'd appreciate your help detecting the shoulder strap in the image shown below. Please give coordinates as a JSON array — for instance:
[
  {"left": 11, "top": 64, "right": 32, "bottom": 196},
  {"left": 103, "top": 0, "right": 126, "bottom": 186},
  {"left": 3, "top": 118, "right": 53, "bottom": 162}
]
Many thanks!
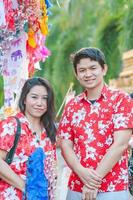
[{"left": 5, "top": 117, "right": 21, "bottom": 165}]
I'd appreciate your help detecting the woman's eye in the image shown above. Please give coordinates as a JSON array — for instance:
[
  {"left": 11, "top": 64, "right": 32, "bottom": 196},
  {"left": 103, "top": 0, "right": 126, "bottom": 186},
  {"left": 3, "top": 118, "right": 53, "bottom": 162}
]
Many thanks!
[
  {"left": 31, "top": 96, "right": 37, "bottom": 99},
  {"left": 43, "top": 97, "right": 48, "bottom": 100}
]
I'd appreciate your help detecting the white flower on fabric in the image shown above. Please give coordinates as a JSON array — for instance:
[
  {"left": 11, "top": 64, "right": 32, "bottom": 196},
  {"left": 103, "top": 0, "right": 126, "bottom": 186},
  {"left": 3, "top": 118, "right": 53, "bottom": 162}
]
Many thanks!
[
  {"left": 84, "top": 123, "right": 96, "bottom": 143},
  {"left": 1, "top": 123, "right": 14, "bottom": 137},
  {"left": 98, "top": 121, "right": 110, "bottom": 135},
  {"left": 61, "top": 116, "right": 69, "bottom": 126},
  {"left": 107, "top": 182, "right": 115, "bottom": 191},
  {"left": 97, "top": 142, "right": 104, "bottom": 147},
  {"left": 118, "top": 168, "right": 128, "bottom": 183},
  {"left": 118, "top": 155, "right": 126, "bottom": 165},
  {"left": 85, "top": 132, "right": 96, "bottom": 144},
  {"left": 85, "top": 146, "right": 96, "bottom": 160},
  {"left": 70, "top": 181, "right": 75, "bottom": 190},
  {"left": 60, "top": 130, "right": 70, "bottom": 139},
  {"left": 13, "top": 150, "right": 28, "bottom": 170},
  {"left": 110, "top": 93, "right": 118, "bottom": 101},
  {"left": 114, "top": 99, "right": 122, "bottom": 112},
  {"left": 113, "top": 113, "right": 128, "bottom": 128},
  {"left": 72, "top": 108, "right": 86, "bottom": 126},
  {"left": 30, "top": 137, "right": 40, "bottom": 147},
  {"left": 3, "top": 187, "right": 19, "bottom": 200},
  {"left": 105, "top": 135, "right": 113, "bottom": 146},
  {"left": 90, "top": 102, "right": 100, "bottom": 115}
]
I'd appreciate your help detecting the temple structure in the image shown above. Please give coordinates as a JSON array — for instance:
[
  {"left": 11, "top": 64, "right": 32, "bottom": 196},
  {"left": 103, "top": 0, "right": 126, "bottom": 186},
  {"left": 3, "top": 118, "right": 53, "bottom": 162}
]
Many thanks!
[{"left": 109, "top": 49, "right": 133, "bottom": 93}]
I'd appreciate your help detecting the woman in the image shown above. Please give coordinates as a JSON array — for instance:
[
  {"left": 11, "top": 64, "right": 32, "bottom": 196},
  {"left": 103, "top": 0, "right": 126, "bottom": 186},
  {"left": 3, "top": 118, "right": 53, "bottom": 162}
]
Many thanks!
[{"left": 0, "top": 77, "right": 57, "bottom": 200}]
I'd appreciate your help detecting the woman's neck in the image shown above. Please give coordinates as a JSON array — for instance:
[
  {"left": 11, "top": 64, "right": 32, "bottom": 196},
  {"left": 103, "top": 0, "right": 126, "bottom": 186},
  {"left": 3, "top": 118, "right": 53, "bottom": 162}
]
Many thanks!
[{"left": 25, "top": 113, "right": 42, "bottom": 135}]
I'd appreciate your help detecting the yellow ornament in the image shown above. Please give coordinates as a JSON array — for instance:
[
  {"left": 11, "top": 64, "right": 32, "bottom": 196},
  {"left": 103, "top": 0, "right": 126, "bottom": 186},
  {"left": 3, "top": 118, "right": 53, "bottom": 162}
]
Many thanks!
[
  {"left": 28, "top": 28, "right": 37, "bottom": 48},
  {"left": 39, "top": 17, "right": 48, "bottom": 35}
]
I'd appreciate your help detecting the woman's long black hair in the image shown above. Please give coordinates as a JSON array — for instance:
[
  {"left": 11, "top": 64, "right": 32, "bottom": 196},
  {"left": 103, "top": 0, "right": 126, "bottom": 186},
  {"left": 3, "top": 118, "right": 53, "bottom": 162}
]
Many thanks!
[{"left": 18, "top": 77, "right": 56, "bottom": 143}]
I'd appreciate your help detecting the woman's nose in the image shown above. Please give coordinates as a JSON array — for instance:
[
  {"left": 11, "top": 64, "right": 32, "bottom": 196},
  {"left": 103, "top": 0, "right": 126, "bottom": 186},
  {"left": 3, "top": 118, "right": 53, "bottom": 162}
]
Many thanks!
[{"left": 37, "top": 98, "right": 43, "bottom": 105}]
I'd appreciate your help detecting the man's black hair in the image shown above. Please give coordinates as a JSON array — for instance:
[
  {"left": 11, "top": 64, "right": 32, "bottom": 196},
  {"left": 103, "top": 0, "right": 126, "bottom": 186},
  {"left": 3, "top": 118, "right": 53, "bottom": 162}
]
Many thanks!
[
  {"left": 70, "top": 47, "right": 106, "bottom": 73},
  {"left": 130, "top": 93, "right": 133, "bottom": 98}
]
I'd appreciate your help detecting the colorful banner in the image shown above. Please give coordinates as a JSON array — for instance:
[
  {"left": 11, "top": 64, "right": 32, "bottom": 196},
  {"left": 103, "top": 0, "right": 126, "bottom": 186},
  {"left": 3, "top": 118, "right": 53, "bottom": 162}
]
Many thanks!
[{"left": 0, "top": 0, "right": 53, "bottom": 117}]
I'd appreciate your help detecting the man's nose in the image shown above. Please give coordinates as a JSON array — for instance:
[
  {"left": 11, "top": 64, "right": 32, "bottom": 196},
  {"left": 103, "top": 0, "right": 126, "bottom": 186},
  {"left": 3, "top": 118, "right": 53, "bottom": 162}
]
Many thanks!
[{"left": 85, "top": 69, "right": 92, "bottom": 76}]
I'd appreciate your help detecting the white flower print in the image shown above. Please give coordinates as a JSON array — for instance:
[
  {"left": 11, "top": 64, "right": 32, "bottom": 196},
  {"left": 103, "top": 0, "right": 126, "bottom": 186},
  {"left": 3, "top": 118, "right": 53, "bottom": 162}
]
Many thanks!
[
  {"left": 70, "top": 181, "right": 75, "bottom": 190},
  {"left": 72, "top": 108, "right": 86, "bottom": 126},
  {"left": 107, "top": 182, "right": 115, "bottom": 191},
  {"left": 61, "top": 116, "right": 69, "bottom": 126},
  {"left": 3, "top": 187, "right": 19, "bottom": 200},
  {"left": 90, "top": 102, "right": 100, "bottom": 115},
  {"left": 105, "top": 135, "right": 113, "bottom": 146},
  {"left": 60, "top": 130, "right": 70, "bottom": 139},
  {"left": 1, "top": 123, "right": 14, "bottom": 137},
  {"left": 110, "top": 93, "right": 118, "bottom": 101},
  {"left": 118, "top": 155, "right": 126, "bottom": 165},
  {"left": 30, "top": 137, "right": 40, "bottom": 147},
  {"left": 84, "top": 123, "right": 96, "bottom": 143},
  {"left": 98, "top": 120, "right": 109, "bottom": 136},
  {"left": 97, "top": 142, "right": 104, "bottom": 147},
  {"left": 118, "top": 168, "right": 128, "bottom": 183},
  {"left": 114, "top": 99, "right": 123, "bottom": 112},
  {"left": 13, "top": 150, "right": 28, "bottom": 170},
  {"left": 113, "top": 113, "right": 128, "bottom": 128},
  {"left": 85, "top": 146, "right": 96, "bottom": 160}
]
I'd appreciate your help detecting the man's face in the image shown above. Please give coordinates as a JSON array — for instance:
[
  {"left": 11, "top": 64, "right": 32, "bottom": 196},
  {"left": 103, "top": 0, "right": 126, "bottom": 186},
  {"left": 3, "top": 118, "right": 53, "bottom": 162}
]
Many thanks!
[{"left": 75, "top": 58, "right": 107, "bottom": 90}]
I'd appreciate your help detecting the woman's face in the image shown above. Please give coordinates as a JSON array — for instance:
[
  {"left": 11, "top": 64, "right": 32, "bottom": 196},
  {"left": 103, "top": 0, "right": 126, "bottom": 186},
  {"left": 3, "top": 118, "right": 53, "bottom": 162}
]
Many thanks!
[{"left": 24, "top": 85, "right": 48, "bottom": 119}]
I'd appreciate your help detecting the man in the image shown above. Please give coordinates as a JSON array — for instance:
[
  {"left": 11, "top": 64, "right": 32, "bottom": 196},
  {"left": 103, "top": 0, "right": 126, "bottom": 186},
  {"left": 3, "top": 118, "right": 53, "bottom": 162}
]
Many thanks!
[{"left": 58, "top": 47, "right": 133, "bottom": 200}]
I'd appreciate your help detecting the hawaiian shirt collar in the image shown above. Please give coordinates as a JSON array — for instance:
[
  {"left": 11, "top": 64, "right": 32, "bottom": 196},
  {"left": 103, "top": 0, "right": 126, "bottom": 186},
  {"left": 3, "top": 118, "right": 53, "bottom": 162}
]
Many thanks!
[
  {"left": 16, "top": 112, "right": 46, "bottom": 133},
  {"left": 78, "top": 84, "right": 109, "bottom": 101}
]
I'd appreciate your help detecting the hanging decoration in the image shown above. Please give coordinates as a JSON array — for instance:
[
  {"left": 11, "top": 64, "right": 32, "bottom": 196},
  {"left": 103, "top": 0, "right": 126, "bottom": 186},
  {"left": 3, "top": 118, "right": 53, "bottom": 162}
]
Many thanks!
[{"left": 0, "top": 0, "right": 52, "bottom": 117}]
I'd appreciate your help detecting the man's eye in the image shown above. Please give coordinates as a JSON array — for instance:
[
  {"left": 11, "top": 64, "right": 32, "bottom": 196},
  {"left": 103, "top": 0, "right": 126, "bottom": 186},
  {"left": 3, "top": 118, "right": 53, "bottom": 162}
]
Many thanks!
[{"left": 79, "top": 70, "right": 85, "bottom": 72}]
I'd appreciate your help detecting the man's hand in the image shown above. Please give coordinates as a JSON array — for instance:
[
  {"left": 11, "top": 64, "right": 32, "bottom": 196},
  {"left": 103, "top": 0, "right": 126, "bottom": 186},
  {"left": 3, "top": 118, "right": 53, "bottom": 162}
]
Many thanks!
[
  {"left": 76, "top": 167, "right": 102, "bottom": 190},
  {"left": 82, "top": 185, "right": 98, "bottom": 200}
]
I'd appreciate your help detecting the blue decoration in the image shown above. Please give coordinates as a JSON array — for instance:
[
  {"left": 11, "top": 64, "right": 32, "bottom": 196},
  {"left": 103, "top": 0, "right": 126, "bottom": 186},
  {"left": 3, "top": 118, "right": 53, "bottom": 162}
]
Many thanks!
[
  {"left": 45, "top": 0, "right": 53, "bottom": 9},
  {"left": 23, "top": 147, "right": 49, "bottom": 200}
]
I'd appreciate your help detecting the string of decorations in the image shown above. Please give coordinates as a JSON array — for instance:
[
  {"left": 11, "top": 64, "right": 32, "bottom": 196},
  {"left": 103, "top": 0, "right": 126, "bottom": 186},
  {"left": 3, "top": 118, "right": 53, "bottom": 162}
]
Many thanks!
[{"left": 0, "top": 0, "right": 52, "bottom": 117}]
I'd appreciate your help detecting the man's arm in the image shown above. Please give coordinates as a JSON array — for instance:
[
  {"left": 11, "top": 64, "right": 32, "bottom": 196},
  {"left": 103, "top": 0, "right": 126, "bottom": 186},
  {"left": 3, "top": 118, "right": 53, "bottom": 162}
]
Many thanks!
[
  {"left": 96, "top": 129, "right": 132, "bottom": 178},
  {"left": 81, "top": 129, "right": 132, "bottom": 200},
  {"left": 60, "top": 139, "right": 102, "bottom": 189},
  {"left": 0, "top": 149, "right": 25, "bottom": 192}
]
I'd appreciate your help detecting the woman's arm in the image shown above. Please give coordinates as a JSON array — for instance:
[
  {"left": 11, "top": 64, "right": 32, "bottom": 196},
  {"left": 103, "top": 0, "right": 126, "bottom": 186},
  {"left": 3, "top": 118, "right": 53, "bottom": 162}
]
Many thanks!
[{"left": 0, "top": 149, "right": 25, "bottom": 192}]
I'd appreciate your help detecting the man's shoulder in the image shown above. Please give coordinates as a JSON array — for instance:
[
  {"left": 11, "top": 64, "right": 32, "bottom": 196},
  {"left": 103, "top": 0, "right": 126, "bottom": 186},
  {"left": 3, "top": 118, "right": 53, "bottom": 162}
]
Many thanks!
[
  {"left": 105, "top": 85, "right": 130, "bottom": 100},
  {"left": 65, "top": 92, "right": 84, "bottom": 106}
]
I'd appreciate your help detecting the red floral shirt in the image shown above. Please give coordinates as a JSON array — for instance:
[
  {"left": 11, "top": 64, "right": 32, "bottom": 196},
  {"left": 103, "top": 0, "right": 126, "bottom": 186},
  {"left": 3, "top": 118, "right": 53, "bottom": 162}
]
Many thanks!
[
  {"left": 0, "top": 112, "right": 56, "bottom": 200},
  {"left": 58, "top": 85, "right": 133, "bottom": 193}
]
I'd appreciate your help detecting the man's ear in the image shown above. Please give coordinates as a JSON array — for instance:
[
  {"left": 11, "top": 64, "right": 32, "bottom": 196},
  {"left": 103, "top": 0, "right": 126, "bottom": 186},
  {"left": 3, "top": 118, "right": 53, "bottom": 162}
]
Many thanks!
[
  {"left": 73, "top": 69, "right": 78, "bottom": 79},
  {"left": 103, "top": 64, "right": 108, "bottom": 76}
]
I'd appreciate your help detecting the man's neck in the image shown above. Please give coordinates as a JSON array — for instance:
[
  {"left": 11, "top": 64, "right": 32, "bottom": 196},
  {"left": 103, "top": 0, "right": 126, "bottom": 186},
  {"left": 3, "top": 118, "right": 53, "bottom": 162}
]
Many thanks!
[{"left": 86, "top": 82, "right": 104, "bottom": 100}]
